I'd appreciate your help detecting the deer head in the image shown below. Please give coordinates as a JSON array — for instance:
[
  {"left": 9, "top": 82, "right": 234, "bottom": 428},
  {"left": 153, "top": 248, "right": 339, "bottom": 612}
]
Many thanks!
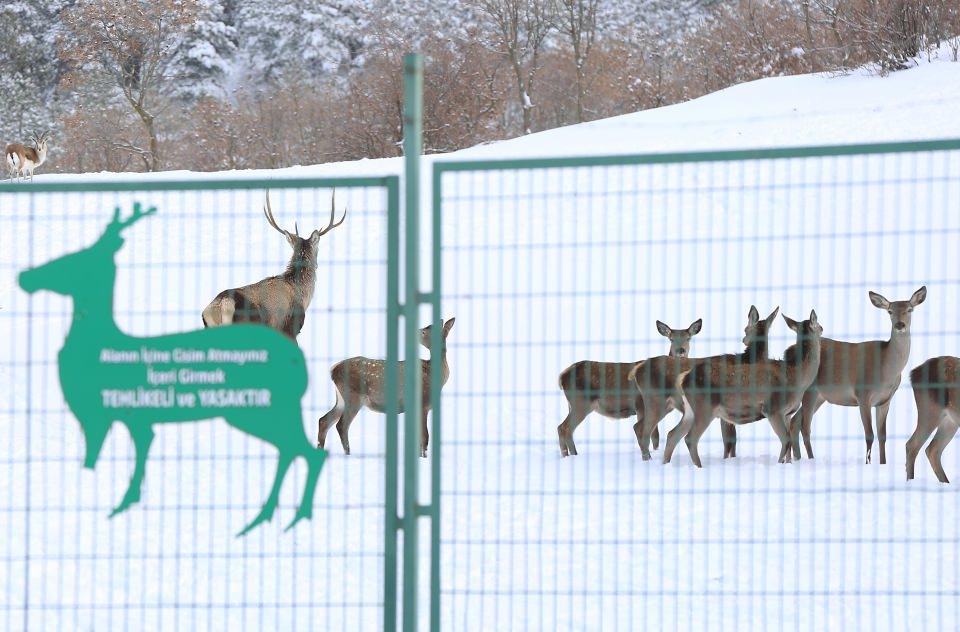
[
  {"left": 419, "top": 318, "right": 456, "bottom": 352},
  {"left": 743, "top": 305, "right": 779, "bottom": 347},
  {"left": 655, "top": 318, "right": 702, "bottom": 357},
  {"left": 868, "top": 286, "right": 926, "bottom": 334},
  {"left": 263, "top": 189, "right": 346, "bottom": 273}
]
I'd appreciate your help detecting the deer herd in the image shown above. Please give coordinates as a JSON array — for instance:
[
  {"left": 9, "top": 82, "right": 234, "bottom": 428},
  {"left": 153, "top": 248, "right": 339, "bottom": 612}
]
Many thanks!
[
  {"left": 211, "top": 190, "right": 957, "bottom": 484},
  {"left": 559, "top": 285, "right": 960, "bottom": 483}
]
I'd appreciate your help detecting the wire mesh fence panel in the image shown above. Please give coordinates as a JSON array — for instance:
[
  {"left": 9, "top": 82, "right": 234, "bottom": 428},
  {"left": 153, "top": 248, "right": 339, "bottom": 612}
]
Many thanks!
[
  {"left": 0, "top": 179, "right": 397, "bottom": 630},
  {"left": 435, "top": 144, "right": 960, "bottom": 630}
]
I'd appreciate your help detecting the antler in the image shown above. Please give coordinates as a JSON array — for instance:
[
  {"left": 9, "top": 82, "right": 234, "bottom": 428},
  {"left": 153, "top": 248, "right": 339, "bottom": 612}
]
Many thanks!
[
  {"left": 110, "top": 202, "right": 157, "bottom": 232},
  {"left": 263, "top": 190, "right": 299, "bottom": 238},
  {"left": 316, "top": 188, "right": 347, "bottom": 238}
]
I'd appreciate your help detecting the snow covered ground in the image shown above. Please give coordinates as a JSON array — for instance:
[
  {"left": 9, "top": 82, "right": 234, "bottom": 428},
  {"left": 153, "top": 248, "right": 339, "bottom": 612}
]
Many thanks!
[{"left": 3, "top": 47, "right": 960, "bottom": 630}]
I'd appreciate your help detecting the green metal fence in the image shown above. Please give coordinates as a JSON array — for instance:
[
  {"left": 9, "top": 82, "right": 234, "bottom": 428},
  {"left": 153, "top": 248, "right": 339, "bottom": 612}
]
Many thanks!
[
  {"left": 431, "top": 139, "right": 960, "bottom": 630},
  {"left": 1, "top": 176, "right": 401, "bottom": 630}
]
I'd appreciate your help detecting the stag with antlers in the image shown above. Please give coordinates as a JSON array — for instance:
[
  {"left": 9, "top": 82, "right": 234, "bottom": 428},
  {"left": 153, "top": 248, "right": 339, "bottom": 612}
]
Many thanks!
[
  {"left": 202, "top": 190, "right": 346, "bottom": 339},
  {"left": 5, "top": 130, "right": 50, "bottom": 182}
]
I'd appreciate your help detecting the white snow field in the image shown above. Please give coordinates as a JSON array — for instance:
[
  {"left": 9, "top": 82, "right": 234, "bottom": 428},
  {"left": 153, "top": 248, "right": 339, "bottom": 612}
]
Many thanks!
[{"left": 3, "top": 47, "right": 960, "bottom": 631}]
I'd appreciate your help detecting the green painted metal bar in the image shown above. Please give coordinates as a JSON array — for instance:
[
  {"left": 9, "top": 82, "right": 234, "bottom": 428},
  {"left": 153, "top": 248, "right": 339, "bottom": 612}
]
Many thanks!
[
  {"left": 0, "top": 176, "right": 394, "bottom": 194},
  {"left": 428, "top": 143, "right": 443, "bottom": 632},
  {"left": 383, "top": 175, "right": 401, "bottom": 632},
  {"left": 401, "top": 52, "right": 424, "bottom": 632},
  {"left": 432, "top": 137, "right": 960, "bottom": 174}
]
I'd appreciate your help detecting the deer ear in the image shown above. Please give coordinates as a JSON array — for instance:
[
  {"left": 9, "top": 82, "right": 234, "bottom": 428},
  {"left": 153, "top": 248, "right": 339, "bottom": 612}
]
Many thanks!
[
  {"left": 656, "top": 320, "right": 671, "bottom": 337},
  {"left": 869, "top": 291, "right": 890, "bottom": 310},
  {"left": 809, "top": 309, "right": 819, "bottom": 325},
  {"left": 783, "top": 314, "right": 800, "bottom": 332},
  {"left": 442, "top": 317, "right": 456, "bottom": 337},
  {"left": 765, "top": 306, "right": 780, "bottom": 324},
  {"left": 910, "top": 286, "right": 927, "bottom": 306},
  {"left": 309, "top": 229, "right": 322, "bottom": 245},
  {"left": 748, "top": 305, "right": 759, "bottom": 325},
  {"left": 688, "top": 318, "right": 702, "bottom": 336}
]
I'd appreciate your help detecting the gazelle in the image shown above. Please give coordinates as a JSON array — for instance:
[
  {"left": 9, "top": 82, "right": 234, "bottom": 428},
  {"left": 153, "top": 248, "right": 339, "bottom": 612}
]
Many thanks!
[
  {"left": 18, "top": 203, "right": 324, "bottom": 535},
  {"left": 202, "top": 190, "right": 345, "bottom": 339},
  {"left": 557, "top": 319, "right": 702, "bottom": 457},
  {"left": 632, "top": 306, "right": 778, "bottom": 461},
  {"left": 906, "top": 356, "right": 960, "bottom": 483},
  {"left": 665, "top": 311, "right": 823, "bottom": 467},
  {"left": 789, "top": 287, "right": 926, "bottom": 464},
  {"left": 5, "top": 130, "right": 50, "bottom": 182},
  {"left": 317, "top": 318, "right": 455, "bottom": 457}
]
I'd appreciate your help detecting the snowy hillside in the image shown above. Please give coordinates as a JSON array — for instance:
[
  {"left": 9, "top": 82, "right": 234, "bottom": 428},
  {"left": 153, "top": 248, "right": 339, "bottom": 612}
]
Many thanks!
[{"left": 3, "top": 49, "right": 960, "bottom": 631}]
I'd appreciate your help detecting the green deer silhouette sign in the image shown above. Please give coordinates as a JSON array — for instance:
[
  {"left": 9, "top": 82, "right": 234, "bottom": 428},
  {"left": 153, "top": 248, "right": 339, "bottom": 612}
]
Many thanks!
[{"left": 18, "top": 203, "right": 326, "bottom": 536}]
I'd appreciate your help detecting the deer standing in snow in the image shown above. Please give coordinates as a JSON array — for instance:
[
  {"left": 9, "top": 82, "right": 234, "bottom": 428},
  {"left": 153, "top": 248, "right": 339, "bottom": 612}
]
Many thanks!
[
  {"left": 665, "top": 311, "right": 823, "bottom": 467},
  {"left": 317, "top": 318, "right": 455, "bottom": 458},
  {"left": 557, "top": 319, "right": 702, "bottom": 457},
  {"left": 5, "top": 131, "right": 50, "bottom": 182},
  {"left": 202, "top": 190, "right": 346, "bottom": 339},
  {"left": 632, "top": 306, "right": 778, "bottom": 461},
  {"left": 789, "top": 287, "right": 926, "bottom": 464},
  {"left": 906, "top": 356, "right": 960, "bottom": 483}
]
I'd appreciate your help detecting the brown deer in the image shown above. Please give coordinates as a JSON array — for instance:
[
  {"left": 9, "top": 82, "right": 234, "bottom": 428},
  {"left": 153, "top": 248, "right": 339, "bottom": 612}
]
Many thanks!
[
  {"left": 317, "top": 318, "right": 455, "bottom": 457},
  {"left": 202, "top": 190, "right": 345, "bottom": 339},
  {"left": 906, "top": 356, "right": 960, "bottom": 483},
  {"left": 5, "top": 130, "right": 50, "bottom": 182},
  {"left": 665, "top": 310, "right": 823, "bottom": 467},
  {"left": 632, "top": 305, "right": 778, "bottom": 461},
  {"left": 789, "top": 287, "right": 926, "bottom": 464},
  {"left": 556, "top": 319, "right": 702, "bottom": 457}
]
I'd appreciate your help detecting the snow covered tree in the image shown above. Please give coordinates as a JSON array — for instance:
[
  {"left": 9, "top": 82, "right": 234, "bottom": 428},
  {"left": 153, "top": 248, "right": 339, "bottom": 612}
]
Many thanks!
[
  {"left": 0, "top": 1, "right": 64, "bottom": 146},
  {"left": 476, "top": 0, "right": 556, "bottom": 135},
  {"left": 175, "top": 0, "right": 238, "bottom": 99},
  {"left": 235, "top": 0, "right": 365, "bottom": 84},
  {"left": 62, "top": 0, "right": 205, "bottom": 171}
]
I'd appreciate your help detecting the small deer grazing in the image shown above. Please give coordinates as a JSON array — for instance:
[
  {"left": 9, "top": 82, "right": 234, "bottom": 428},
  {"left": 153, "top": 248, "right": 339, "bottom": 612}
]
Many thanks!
[
  {"left": 557, "top": 319, "right": 702, "bottom": 457},
  {"left": 665, "top": 310, "right": 823, "bottom": 467},
  {"left": 789, "top": 286, "right": 926, "bottom": 464},
  {"left": 5, "top": 130, "right": 50, "bottom": 182},
  {"left": 632, "top": 306, "right": 778, "bottom": 461},
  {"left": 202, "top": 190, "right": 346, "bottom": 339},
  {"left": 906, "top": 356, "right": 960, "bottom": 483},
  {"left": 317, "top": 318, "right": 455, "bottom": 457}
]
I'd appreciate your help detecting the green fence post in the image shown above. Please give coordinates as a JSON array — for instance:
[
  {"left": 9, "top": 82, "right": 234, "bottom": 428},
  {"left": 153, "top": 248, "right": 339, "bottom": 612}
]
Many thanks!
[
  {"left": 384, "top": 176, "right": 401, "bottom": 632},
  {"left": 428, "top": 153, "right": 443, "bottom": 632},
  {"left": 402, "top": 52, "right": 424, "bottom": 632}
]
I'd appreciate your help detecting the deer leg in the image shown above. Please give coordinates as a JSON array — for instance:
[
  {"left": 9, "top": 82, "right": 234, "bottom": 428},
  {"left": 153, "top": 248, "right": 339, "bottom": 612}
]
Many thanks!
[
  {"left": 720, "top": 420, "right": 737, "bottom": 458},
  {"left": 906, "top": 403, "right": 939, "bottom": 481},
  {"left": 663, "top": 408, "right": 695, "bottom": 464},
  {"left": 925, "top": 418, "right": 958, "bottom": 484},
  {"left": 420, "top": 406, "right": 430, "bottom": 458},
  {"left": 767, "top": 413, "right": 792, "bottom": 464},
  {"left": 859, "top": 399, "right": 875, "bottom": 464},
  {"left": 792, "top": 390, "right": 824, "bottom": 460},
  {"left": 558, "top": 401, "right": 590, "bottom": 457},
  {"left": 109, "top": 424, "right": 155, "bottom": 518},
  {"left": 683, "top": 413, "right": 714, "bottom": 468},
  {"left": 336, "top": 401, "right": 362, "bottom": 456},
  {"left": 635, "top": 396, "right": 664, "bottom": 461},
  {"left": 238, "top": 451, "right": 294, "bottom": 537},
  {"left": 317, "top": 392, "right": 344, "bottom": 449},
  {"left": 876, "top": 400, "right": 891, "bottom": 465}
]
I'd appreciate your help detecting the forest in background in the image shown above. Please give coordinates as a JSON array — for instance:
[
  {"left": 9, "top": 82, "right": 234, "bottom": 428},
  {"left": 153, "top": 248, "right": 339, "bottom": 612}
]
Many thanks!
[{"left": 2, "top": 0, "right": 958, "bottom": 174}]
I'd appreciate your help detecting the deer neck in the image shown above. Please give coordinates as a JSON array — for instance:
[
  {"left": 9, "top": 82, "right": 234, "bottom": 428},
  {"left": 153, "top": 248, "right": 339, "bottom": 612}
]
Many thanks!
[
  {"left": 789, "top": 336, "right": 822, "bottom": 387},
  {"left": 284, "top": 256, "right": 317, "bottom": 307},
  {"left": 743, "top": 338, "right": 769, "bottom": 362},
  {"left": 882, "top": 327, "right": 912, "bottom": 375}
]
